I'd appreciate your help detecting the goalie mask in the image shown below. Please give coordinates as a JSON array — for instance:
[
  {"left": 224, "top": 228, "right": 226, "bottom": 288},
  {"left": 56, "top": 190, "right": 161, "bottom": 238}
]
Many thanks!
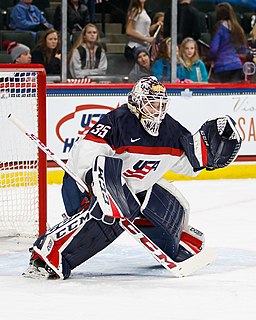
[{"left": 128, "top": 76, "right": 169, "bottom": 136}]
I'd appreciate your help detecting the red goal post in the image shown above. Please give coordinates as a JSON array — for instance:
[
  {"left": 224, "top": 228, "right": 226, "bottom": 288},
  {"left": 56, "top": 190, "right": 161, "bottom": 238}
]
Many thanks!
[{"left": 0, "top": 64, "right": 47, "bottom": 237}]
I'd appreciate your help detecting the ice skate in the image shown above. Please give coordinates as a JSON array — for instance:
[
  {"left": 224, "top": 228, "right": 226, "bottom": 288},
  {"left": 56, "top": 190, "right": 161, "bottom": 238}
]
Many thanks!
[{"left": 22, "top": 251, "right": 59, "bottom": 280}]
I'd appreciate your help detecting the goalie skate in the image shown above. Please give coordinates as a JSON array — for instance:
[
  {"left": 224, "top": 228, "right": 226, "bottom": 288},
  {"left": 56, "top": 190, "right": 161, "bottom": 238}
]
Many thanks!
[{"left": 23, "top": 256, "right": 59, "bottom": 280}]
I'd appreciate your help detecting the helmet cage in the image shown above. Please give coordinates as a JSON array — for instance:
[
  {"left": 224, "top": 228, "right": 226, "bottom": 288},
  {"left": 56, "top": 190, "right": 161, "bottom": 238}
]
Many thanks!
[
  {"left": 128, "top": 77, "right": 169, "bottom": 136},
  {"left": 138, "top": 94, "right": 168, "bottom": 136}
]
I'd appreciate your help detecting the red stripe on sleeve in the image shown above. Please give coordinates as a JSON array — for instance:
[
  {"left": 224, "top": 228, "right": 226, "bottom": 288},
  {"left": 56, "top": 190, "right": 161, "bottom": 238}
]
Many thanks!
[
  {"left": 200, "top": 137, "right": 208, "bottom": 166},
  {"left": 85, "top": 133, "right": 109, "bottom": 145}
]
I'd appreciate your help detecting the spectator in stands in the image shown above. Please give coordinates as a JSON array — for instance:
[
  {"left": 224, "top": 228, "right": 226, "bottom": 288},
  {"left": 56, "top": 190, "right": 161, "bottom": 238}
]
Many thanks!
[
  {"left": 31, "top": 29, "right": 61, "bottom": 75},
  {"left": 246, "top": 22, "right": 256, "bottom": 83},
  {"left": 163, "top": 0, "right": 201, "bottom": 44},
  {"left": 152, "top": 38, "right": 183, "bottom": 82},
  {"left": 9, "top": 0, "right": 53, "bottom": 38},
  {"left": 246, "top": 23, "right": 256, "bottom": 64},
  {"left": 54, "top": 0, "right": 90, "bottom": 35},
  {"left": 178, "top": 37, "right": 208, "bottom": 82},
  {"left": 68, "top": 23, "right": 107, "bottom": 78},
  {"left": 7, "top": 41, "right": 31, "bottom": 64},
  {"left": 125, "top": 0, "right": 156, "bottom": 63},
  {"left": 128, "top": 46, "right": 151, "bottom": 82},
  {"left": 81, "top": 0, "right": 102, "bottom": 23},
  {"left": 208, "top": 2, "right": 247, "bottom": 83},
  {"left": 151, "top": 38, "right": 171, "bottom": 82},
  {"left": 149, "top": 11, "right": 165, "bottom": 62}
]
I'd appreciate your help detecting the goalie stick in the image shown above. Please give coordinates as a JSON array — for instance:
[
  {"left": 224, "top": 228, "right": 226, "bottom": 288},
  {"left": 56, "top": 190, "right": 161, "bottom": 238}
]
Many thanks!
[
  {"left": 9, "top": 114, "right": 215, "bottom": 278},
  {"left": 8, "top": 114, "right": 89, "bottom": 193},
  {"left": 119, "top": 218, "right": 215, "bottom": 277}
]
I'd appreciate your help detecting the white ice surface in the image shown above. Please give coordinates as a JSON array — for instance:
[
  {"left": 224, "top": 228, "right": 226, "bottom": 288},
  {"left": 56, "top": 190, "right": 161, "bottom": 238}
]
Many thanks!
[{"left": 0, "top": 179, "right": 256, "bottom": 320}]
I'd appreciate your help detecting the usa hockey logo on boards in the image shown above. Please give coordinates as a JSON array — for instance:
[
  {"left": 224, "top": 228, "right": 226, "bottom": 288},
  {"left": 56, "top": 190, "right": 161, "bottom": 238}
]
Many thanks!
[{"left": 56, "top": 104, "right": 116, "bottom": 153}]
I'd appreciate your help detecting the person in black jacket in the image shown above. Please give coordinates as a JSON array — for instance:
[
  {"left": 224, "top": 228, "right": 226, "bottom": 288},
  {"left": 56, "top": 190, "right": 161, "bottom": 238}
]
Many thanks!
[
  {"left": 31, "top": 29, "right": 61, "bottom": 75},
  {"left": 163, "top": 0, "right": 201, "bottom": 44},
  {"left": 54, "top": 0, "right": 90, "bottom": 34}
]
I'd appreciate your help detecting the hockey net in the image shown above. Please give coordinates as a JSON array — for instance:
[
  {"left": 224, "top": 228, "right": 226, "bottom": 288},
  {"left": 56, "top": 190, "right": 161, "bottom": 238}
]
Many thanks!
[{"left": 0, "top": 65, "right": 47, "bottom": 238}]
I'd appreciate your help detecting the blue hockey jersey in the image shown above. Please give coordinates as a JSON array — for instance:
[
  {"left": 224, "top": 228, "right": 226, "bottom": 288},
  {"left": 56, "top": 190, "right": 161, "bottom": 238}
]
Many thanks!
[{"left": 67, "top": 104, "right": 200, "bottom": 194}]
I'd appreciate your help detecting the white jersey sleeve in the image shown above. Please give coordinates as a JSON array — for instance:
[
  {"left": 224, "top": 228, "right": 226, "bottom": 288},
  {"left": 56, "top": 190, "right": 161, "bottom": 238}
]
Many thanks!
[{"left": 67, "top": 138, "right": 115, "bottom": 186}]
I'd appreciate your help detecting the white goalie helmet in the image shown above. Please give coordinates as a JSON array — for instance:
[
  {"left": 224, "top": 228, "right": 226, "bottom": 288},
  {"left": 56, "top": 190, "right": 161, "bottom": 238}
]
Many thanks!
[{"left": 128, "top": 76, "right": 169, "bottom": 136}]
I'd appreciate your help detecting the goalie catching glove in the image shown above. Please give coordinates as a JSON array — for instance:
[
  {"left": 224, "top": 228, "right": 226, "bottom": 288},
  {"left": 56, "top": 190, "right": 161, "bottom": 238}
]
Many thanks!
[{"left": 182, "top": 115, "right": 242, "bottom": 171}]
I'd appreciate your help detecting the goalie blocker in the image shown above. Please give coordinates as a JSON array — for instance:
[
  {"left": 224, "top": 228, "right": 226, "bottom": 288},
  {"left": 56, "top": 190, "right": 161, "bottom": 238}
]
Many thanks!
[{"left": 24, "top": 156, "right": 205, "bottom": 279}]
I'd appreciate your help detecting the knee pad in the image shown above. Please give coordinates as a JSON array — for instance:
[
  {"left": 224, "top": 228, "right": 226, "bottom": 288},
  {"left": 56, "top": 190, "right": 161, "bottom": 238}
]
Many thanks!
[
  {"left": 157, "top": 178, "right": 190, "bottom": 228},
  {"left": 140, "top": 179, "right": 189, "bottom": 259}
]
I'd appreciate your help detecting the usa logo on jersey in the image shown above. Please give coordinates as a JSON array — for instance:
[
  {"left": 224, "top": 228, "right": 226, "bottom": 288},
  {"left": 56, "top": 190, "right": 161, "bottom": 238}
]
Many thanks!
[{"left": 123, "top": 160, "right": 160, "bottom": 179}]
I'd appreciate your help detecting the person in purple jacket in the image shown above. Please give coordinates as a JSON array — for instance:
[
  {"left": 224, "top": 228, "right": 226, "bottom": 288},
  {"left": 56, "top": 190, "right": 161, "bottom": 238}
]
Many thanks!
[{"left": 208, "top": 2, "right": 247, "bottom": 83}]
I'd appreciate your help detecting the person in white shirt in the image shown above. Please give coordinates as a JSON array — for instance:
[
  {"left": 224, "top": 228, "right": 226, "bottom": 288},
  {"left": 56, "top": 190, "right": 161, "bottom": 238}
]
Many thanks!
[{"left": 125, "top": 0, "right": 160, "bottom": 62}]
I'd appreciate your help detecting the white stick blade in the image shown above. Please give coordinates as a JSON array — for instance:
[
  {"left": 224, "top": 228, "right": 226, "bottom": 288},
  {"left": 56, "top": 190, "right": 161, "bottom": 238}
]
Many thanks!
[{"left": 172, "top": 247, "right": 216, "bottom": 277}]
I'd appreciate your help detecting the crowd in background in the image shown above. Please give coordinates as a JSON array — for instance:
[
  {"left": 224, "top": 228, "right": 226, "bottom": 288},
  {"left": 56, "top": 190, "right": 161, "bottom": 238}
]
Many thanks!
[{"left": 1, "top": 0, "right": 256, "bottom": 83}]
